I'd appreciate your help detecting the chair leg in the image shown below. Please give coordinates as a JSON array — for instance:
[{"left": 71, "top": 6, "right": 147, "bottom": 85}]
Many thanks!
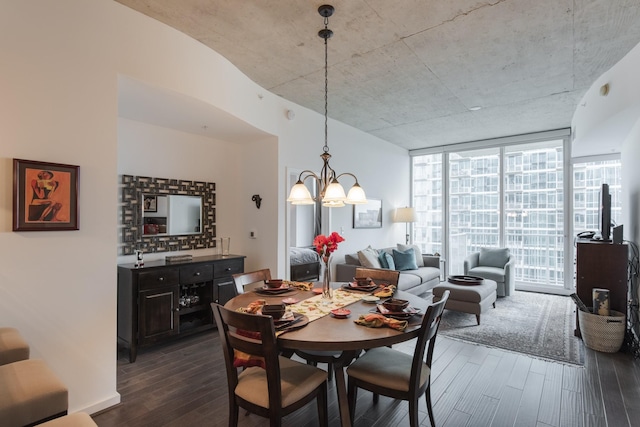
[
  {"left": 408, "top": 398, "right": 419, "bottom": 427},
  {"left": 373, "top": 393, "right": 379, "bottom": 403},
  {"left": 347, "top": 378, "right": 358, "bottom": 424},
  {"left": 425, "top": 384, "right": 436, "bottom": 427},
  {"left": 230, "top": 402, "right": 239, "bottom": 427},
  {"left": 327, "top": 362, "right": 334, "bottom": 381},
  {"left": 317, "top": 381, "right": 328, "bottom": 427},
  {"left": 475, "top": 314, "right": 481, "bottom": 325}
]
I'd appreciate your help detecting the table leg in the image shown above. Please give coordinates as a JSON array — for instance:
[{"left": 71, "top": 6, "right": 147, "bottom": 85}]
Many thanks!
[{"left": 334, "top": 350, "right": 358, "bottom": 427}]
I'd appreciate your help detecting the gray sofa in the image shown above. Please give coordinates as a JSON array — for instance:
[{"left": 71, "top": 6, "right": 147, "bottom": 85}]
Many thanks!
[{"left": 335, "top": 247, "right": 441, "bottom": 295}]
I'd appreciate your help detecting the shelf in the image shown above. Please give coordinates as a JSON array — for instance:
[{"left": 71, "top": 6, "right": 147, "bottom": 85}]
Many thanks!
[{"left": 177, "top": 303, "right": 209, "bottom": 315}]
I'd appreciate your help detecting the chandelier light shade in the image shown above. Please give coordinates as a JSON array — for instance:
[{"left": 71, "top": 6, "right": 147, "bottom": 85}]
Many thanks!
[
  {"left": 286, "top": 5, "right": 366, "bottom": 208},
  {"left": 394, "top": 207, "right": 417, "bottom": 245}
]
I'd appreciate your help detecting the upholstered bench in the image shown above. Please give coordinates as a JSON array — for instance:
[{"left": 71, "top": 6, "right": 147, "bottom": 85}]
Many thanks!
[
  {"left": 0, "top": 327, "right": 30, "bottom": 366},
  {"left": 38, "top": 412, "right": 98, "bottom": 426},
  {"left": 433, "top": 279, "right": 497, "bottom": 325},
  {"left": 0, "top": 359, "right": 68, "bottom": 426}
]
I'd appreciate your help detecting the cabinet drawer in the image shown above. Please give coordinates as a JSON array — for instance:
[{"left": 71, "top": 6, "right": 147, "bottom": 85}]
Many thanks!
[
  {"left": 215, "top": 259, "right": 244, "bottom": 277},
  {"left": 180, "top": 264, "right": 214, "bottom": 284},
  {"left": 138, "top": 269, "right": 179, "bottom": 291},
  {"left": 291, "top": 263, "right": 320, "bottom": 281}
]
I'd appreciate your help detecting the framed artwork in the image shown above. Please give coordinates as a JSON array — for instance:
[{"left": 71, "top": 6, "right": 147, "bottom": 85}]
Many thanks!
[
  {"left": 143, "top": 195, "right": 157, "bottom": 212},
  {"left": 353, "top": 198, "right": 382, "bottom": 229},
  {"left": 13, "top": 159, "right": 79, "bottom": 231}
]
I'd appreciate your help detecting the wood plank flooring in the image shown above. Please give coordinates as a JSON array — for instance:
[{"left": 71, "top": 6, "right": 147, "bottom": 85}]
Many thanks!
[{"left": 92, "top": 329, "right": 640, "bottom": 427}]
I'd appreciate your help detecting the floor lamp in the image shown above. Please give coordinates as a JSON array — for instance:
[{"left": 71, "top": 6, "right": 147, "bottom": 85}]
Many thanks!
[{"left": 394, "top": 207, "right": 417, "bottom": 245}]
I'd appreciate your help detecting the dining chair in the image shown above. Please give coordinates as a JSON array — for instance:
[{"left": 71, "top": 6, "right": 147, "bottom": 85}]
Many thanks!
[
  {"left": 346, "top": 291, "right": 450, "bottom": 427},
  {"left": 211, "top": 303, "right": 328, "bottom": 427},
  {"left": 354, "top": 267, "right": 400, "bottom": 286},
  {"left": 232, "top": 269, "right": 271, "bottom": 295}
]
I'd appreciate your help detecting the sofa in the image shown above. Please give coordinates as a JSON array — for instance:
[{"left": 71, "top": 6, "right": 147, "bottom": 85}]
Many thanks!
[{"left": 335, "top": 244, "right": 441, "bottom": 295}]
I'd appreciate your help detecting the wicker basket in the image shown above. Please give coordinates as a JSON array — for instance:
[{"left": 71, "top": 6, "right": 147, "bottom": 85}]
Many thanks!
[{"left": 578, "top": 309, "right": 626, "bottom": 353}]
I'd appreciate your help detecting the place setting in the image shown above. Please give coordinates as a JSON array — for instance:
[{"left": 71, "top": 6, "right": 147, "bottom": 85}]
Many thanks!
[
  {"left": 254, "top": 279, "right": 299, "bottom": 296},
  {"left": 370, "top": 298, "right": 422, "bottom": 320}
]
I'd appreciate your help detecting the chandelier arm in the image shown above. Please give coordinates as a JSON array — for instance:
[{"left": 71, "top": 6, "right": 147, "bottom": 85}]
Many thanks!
[{"left": 334, "top": 172, "right": 361, "bottom": 184}]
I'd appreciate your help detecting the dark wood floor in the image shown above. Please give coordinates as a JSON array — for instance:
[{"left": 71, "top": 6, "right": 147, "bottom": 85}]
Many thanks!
[{"left": 92, "top": 329, "right": 640, "bottom": 427}]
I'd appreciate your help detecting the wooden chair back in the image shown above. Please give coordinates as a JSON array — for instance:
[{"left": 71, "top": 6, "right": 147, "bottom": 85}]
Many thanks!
[
  {"left": 211, "top": 303, "right": 283, "bottom": 418},
  {"left": 232, "top": 269, "right": 271, "bottom": 295},
  {"left": 355, "top": 267, "right": 400, "bottom": 286}
]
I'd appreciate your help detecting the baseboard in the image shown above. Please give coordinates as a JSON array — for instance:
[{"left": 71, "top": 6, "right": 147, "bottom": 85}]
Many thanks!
[
  {"left": 73, "top": 392, "right": 121, "bottom": 416},
  {"left": 516, "top": 283, "right": 573, "bottom": 296}
]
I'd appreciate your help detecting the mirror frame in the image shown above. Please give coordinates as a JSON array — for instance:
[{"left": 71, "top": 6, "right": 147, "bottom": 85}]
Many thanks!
[{"left": 119, "top": 174, "right": 216, "bottom": 255}]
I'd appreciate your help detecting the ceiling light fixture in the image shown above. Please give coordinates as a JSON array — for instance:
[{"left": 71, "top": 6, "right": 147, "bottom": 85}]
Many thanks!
[{"left": 287, "top": 4, "right": 366, "bottom": 208}]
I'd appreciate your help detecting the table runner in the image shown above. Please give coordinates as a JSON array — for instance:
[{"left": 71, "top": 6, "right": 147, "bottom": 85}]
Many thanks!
[{"left": 287, "top": 289, "right": 364, "bottom": 322}]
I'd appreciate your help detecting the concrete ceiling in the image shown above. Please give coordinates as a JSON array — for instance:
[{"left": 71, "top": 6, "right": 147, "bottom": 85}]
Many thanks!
[{"left": 114, "top": 0, "right": 640, "bottom": 151}]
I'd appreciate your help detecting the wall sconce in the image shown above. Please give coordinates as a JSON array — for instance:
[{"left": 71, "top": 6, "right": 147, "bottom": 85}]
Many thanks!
[{"left": 252, "top": 194, "right": 262, "bottom": 209}]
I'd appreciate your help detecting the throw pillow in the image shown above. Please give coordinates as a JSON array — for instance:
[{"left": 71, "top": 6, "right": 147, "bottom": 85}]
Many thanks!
[
  {"left": 385, "top": 252, "right": 396, "bottom": 270},
  {"left": 479, "top": 247, "right": 510, "bottom": 268},
  {"left": 378, "top": 250, "right": 389, "bottom": 269},
  {"left": 357, "top": 246, "right": 382, "bottom": 269},
  {"left": 377, "top": 251, "right": 396, "bottom": 270},
  {"left": 397, "top": 243, "right": 424, "bottom": 267},
  {"left": 393, "top": 248, "right": 418, "bottom": 271}
]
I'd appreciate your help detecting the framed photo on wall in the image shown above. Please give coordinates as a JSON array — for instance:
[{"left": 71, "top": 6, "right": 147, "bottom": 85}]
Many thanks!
[
  {"left": 143, "top": 195, "right": 157, "bottom": 212},
  {"left": 353, "top": 198, "right": 382, "bottom": 228},
  {"left": 13, "top": 159, "right": 79, "bottom": 231}
]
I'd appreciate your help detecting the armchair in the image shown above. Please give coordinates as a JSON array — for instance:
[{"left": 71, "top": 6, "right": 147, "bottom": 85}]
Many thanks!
[{"left": 464, "top": 247, "right": 515, "bottom": 297}]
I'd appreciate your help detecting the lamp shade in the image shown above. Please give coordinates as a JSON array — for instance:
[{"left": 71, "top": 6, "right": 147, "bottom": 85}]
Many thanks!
[
  {"left": 394, "top": 207, "right": 417, "bottom": 223},
  {"left": 287, "top": 181, "right": 315, "bottom": 205}
]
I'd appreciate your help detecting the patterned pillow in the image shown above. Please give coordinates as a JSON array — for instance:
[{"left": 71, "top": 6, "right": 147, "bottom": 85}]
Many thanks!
[{"left": 393, "top": 248, "right": 418, "bottom": 271}]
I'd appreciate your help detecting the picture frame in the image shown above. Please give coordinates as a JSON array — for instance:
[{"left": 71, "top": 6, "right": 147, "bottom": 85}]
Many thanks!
[
  {"left": 143, "top": 195, "right": 157, "bottom": 212},
  {"left": 13, "top": 159, "right": 79, "bottom": 231},
  {"left": 353, "top": 198, "right": 382, "bottom": 229}
]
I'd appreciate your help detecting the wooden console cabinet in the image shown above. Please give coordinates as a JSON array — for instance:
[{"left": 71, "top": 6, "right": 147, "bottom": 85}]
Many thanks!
[
  {"left": 118, "top": 254, "right": 244, "bottom": 362},
  {"left": 575, "top": 241, "right": 628, "bottom": 337}
]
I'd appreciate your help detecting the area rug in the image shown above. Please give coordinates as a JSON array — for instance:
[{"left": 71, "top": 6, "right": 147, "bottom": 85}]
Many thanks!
[{"left": 438, "top": 290, "right": 584, "bottom": 365}]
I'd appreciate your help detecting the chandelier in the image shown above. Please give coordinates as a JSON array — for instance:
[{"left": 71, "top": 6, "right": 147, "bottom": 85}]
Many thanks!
[{"left": 287, "top": 4, "right": 367, "bottom": 208}]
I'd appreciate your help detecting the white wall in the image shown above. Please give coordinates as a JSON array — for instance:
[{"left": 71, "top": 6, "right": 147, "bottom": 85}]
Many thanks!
[
  {"left": 572, "top": 39, "right": 640, "bottom": 330},
  {"left": 1, "top": 0, "right": 409, "bottom": 414}
]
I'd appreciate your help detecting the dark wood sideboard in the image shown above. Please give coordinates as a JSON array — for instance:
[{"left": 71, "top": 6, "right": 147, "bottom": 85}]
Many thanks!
[
  {"left": 118, "top": 254, "right": 245, "bottom": 362},
  {"left": 575, "top": 241, "right": 628, "bottom": 337}
]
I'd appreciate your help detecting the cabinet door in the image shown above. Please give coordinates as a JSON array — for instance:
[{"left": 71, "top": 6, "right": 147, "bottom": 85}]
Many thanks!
[
  {"left": 139, "top": 285, "right": 179, "bottom": 344},
  {"left": 215, "top": 278, "right": 237, "bottom": 306}
]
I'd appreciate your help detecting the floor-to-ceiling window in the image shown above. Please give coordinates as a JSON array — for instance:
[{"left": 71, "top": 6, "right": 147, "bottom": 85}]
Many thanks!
[
  {"left": 448, "top": 148, "right": 501, "bottom": 275},
  {"left": 412, "top": 130, "right": 573, "bottom": 293},
  {"left": 572, "top": 158, "right": 622, "bottom": 234},
  {"left": 411, "top": 131, "right": 623, "bottom": 293}
]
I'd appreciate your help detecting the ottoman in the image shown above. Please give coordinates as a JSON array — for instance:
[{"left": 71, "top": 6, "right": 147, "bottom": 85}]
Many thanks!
[
  {"left": 0, "top": 327, "right": 30, "bottom": 366},
  {"left": 0, "top": 359, "right": 68, "bottom": 426},
  {"left": 433, "top": 279, "right": 497, "bottom": 325}
]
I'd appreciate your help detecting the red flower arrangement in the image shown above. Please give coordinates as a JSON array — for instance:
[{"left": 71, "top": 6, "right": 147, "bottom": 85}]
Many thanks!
[{"left": 313, "top": 232, "right": 345, "bottom": 261}]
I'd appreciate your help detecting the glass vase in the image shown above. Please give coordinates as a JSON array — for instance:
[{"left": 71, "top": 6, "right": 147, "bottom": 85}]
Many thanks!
[{"left": 321, "top": 254, "right": 333, "bottom": 303}]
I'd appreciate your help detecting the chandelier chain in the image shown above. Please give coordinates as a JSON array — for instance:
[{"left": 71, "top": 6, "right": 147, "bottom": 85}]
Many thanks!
[{"left": 323, "top": 17, "right": 329, "bottom": 154}]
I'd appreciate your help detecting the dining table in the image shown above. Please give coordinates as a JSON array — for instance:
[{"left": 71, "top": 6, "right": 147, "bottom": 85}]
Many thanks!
[{"left": 224, "top": 282, "right": 432, "bottom": 427}]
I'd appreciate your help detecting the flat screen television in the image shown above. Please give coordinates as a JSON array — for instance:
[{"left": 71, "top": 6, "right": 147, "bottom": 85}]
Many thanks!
[{"left": 595, "top": 183, "right": 612, "bottom": 241}]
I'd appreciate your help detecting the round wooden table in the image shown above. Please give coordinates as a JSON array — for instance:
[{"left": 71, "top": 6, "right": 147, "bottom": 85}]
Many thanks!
[{"left": 225, "top": 284, "right": 431, "bottom": 427}]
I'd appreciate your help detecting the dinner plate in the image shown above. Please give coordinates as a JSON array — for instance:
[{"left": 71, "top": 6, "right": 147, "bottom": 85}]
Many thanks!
[
  {"left": 342, "top": 282, "right": 379, "bottom": 292},
  {"left": 255, "top": 285, "right": 296, "bottom": 296},
  {"left": 361, "top": 295, "right": 380, "bottom": 304},
  {"left": 372, "top": 305, "right": 421, "bottom": 319},
  {"left": 274, "top": 313, "right": 309, "bottom": 332}
]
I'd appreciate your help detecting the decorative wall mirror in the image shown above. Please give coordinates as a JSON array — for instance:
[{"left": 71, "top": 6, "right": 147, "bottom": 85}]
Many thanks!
[{"left": 119, "top": 175, "right": 216, "bottom": 255}]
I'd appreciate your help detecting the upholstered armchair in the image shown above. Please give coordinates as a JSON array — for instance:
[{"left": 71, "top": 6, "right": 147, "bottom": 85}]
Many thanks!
[{"left": 464, "top": 248, "right": 515, "bottom": 297}]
